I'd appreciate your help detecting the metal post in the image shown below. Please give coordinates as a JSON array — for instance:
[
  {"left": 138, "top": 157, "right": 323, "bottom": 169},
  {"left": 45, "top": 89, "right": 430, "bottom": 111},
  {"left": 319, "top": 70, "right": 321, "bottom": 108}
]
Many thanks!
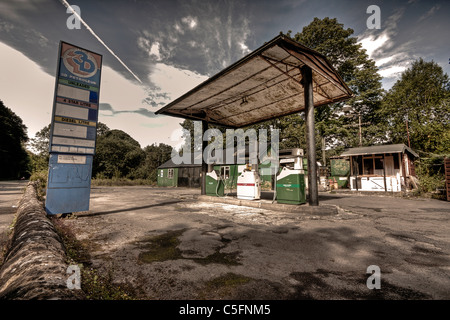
[
  {"left": 406, "top": 114, "right": 411, "bottom": 148},
  {"left": 201, "top": 120, "right": 208, "bottom": 195},
  {"left": 358, "top": 113, "right": 362, "bottom": 147},
  {"left": 383, "top": 153, "right": 387, "bottom": 192},
  {"left": 322, "top": 136, "right": 326, "bottom": 167},
  {"left": 302, "top": 65, "right": 318, "bottom": 206}
]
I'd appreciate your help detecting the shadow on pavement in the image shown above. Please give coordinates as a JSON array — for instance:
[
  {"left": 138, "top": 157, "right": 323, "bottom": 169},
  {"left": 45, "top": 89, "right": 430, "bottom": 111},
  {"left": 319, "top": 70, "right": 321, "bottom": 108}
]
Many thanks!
[{"left": 77, "top": 200, "right": 183, "bottom": 217}]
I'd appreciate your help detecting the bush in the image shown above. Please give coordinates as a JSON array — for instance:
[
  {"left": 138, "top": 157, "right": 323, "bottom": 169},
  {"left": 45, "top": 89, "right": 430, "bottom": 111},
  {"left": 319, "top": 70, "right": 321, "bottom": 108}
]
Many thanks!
[
  {"left": 29, "top": 170, "right": 48, "bottom": 198},
  {"left": 415, "top": 155, "right": 447, "bottom": 198}
]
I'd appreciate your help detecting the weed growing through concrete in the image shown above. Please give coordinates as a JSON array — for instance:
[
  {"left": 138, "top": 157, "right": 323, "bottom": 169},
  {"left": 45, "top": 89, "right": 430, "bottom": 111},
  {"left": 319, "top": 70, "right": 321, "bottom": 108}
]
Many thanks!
[
  {"left": 51, "top": 217, "right": 137, "bottom": 300},
  {"left": 198, "top": 273, "right": 254, "bottom": 299}
]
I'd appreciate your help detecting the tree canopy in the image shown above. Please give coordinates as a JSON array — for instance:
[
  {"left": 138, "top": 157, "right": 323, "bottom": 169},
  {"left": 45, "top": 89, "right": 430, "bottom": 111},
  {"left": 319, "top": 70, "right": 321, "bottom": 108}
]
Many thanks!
[
  {"left": 237, "top": 18, "right": 385, "bottom": 165},
  {"left": 93, "top": 129, "right": 146, "bottom": 179},
  {"left": 290, "top": 18, "right": 384, "bottom": 155},
  {"left": 0, "top": 100, "right": 30, "bottom": 179},
  {"left": 27, "top": 121, "right": 172, "bottom": 182},
  {"left": 380, "top": 58, "right": 450, "bottom": 155}
]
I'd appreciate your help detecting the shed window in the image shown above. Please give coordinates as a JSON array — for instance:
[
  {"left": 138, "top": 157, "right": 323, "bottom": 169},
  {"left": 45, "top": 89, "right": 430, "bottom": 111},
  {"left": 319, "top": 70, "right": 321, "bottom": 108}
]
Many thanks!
[
  {"left": 374, "top": 157, "right": 384, "bottom": 175},
  {"left": 363, "top": 158, "right": 374, "bottom": 175},
  {"left": 168, "top": 169, "right": 174, "bottom": 179}
]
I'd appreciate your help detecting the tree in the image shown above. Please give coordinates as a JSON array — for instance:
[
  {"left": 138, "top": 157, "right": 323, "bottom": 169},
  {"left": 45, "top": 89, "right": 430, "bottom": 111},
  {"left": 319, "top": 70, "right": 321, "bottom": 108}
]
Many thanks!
[
  {"left": 269, "top": 18, "right": 383, "bottom": 165},
  {"left": 133, "top": 143, "right": 173, "bottom": 181},
  {"left": 179, "top": 119, "right": 227, "bottom": 153},
  {"left": 93, "top": 129, "right": 145, "bottom": 178},
  {"left": 28, "top": 124, "right": 51, "bottom": 173},
  {"left": 96, "top": 122, "right": 110, "bottom": 137},
  {"left": 28, "top": 122, "right": 111, "bottom": 174},
  {"left": 178, "top": 18, "right": 384, "bottom": 165},
  {"left": 0, "top": 100, "right": 30, "bottom": 179},
  {"left": 380, "top": 58, "right": 450, "bottom": 154}
]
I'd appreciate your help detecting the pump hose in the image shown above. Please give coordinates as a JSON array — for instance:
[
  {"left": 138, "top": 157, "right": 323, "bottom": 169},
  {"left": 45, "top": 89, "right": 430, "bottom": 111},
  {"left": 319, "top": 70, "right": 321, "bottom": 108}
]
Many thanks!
[
  {"left": 272, "top": 167, "right": 282, "bottom": 204},
  {"left": 216, "top": 172, "right": 225, "bottom": 197},
  {"left": 225, "top": 168, "right": 237, "bottom": 197}
]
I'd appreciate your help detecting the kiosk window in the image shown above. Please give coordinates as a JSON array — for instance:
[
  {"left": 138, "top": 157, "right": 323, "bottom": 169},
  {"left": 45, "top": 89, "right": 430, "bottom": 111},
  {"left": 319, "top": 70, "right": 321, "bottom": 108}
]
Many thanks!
[{"left": 168, "top": 169, "right": 174, "bottom": 179}]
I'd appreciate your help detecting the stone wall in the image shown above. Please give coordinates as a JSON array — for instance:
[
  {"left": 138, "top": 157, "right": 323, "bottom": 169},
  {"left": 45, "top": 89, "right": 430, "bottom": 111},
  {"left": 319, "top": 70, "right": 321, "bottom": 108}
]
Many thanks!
[{"left": 0, "top": 182, "right": 79, "bottom": 299}]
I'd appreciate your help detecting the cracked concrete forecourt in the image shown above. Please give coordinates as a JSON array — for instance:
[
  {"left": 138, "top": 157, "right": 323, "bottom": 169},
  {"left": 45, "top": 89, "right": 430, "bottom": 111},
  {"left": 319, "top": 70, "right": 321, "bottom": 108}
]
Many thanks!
[{"left": 1, "top": 182, "right": 449, "bottom": 299}]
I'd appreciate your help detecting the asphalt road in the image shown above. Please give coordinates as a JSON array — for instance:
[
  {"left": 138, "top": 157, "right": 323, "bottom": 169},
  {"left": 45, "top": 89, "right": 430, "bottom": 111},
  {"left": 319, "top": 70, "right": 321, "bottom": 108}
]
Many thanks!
[
  {"left": 59, "top": 186, "right": 450, "bottom": 300},
  {"left": 0, "top": 180, "right": 28, "bottom": 257}
]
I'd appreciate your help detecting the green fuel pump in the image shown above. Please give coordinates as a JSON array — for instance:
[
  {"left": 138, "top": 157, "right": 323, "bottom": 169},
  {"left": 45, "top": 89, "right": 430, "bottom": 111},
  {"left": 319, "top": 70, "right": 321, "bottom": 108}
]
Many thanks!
[
  {"left": 206, "top": 170, "right": 224, "bottom": 197},
  {"left": 276, "top": 148, "right": 306, "bottom": 205}
]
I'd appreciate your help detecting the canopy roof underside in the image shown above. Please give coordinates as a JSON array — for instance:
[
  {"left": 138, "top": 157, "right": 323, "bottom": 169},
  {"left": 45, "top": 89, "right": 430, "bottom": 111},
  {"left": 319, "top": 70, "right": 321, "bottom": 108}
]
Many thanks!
[{"left": 156, "top": 34, "right": 353, "bottom": 128}]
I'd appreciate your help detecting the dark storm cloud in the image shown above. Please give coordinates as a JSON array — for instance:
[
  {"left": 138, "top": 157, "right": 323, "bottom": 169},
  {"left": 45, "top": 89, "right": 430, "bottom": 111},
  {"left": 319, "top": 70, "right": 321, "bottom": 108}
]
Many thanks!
[
  {"left": 1, "top": 0, "right": 448, "bottom": 93},
  {"left": 0, "top": 0, "right": 266, "bottom": 90}
]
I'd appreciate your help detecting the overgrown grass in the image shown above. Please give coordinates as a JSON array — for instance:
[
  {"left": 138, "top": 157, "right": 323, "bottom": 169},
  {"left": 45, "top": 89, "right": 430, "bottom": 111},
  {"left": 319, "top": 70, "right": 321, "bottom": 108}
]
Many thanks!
[
  {"left": 29, "top": 170, "right": 47, "bottom": 199},
  {"left": 51, "top": 217, "right": 138, "bottom": 300},
  {"left": 91, "top": 178, "right": 156, "bottom": 186},
  {"left": 27, "top": 171, "right": 157, "bottom": 196},
  {"left": 0, "top": 214, "right": 17, "bottom": 267}
]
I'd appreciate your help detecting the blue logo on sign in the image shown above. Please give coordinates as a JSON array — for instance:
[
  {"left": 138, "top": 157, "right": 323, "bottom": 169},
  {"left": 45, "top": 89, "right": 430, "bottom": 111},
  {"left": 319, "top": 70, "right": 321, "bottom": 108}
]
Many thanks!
[{"left": 63, "top": 48, "right": 98, "bottom": 78}]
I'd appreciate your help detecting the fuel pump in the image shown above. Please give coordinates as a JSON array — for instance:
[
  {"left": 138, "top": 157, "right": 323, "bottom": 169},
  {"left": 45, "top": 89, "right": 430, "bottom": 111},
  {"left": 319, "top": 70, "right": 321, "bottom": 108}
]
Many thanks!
[
  {"left": 236, "top": 141, "right": 261, "bottom": 200},
  {"left": 237, "top": 163, "right": 261, "bottom": 200},
  {"left": 276, "top": 148, "right": 306, "bottom": 205},
  {"left": 206, "top": 168, "right": 225, "bottom": 197}
]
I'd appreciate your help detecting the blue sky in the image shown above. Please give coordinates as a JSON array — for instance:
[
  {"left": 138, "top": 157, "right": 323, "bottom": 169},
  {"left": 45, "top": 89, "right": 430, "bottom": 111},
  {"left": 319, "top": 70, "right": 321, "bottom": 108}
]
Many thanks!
[{"left": 0, "top": 0, "right": 448, "bottom": 149}]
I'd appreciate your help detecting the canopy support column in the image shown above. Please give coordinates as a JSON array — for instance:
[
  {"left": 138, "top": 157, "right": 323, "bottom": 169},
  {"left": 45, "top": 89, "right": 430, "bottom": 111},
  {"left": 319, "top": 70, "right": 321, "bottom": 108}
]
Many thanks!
[{"left": 302, "top": 65, "right": 319, "bottom": 206}]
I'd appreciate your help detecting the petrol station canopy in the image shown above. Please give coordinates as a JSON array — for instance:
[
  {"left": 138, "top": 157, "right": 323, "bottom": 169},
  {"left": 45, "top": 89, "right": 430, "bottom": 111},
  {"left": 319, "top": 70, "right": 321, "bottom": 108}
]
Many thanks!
[{"left": 155, "top": 33, "right": 353, "bottom": 128}]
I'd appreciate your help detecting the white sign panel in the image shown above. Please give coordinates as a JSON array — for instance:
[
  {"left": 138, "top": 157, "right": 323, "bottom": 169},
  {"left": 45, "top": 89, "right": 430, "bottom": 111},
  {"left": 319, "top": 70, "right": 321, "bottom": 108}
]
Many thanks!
[
  {"left": 57, "top": 154, "right": 87, "bottom": 164},
  {"left": 57, "top": 84, "right": 91, "bottom": 102},
  {"left": 52, "top": 136, "right": 96, "bottom": 148},
  {"left": 55, "top": 103, "right": 89, "bottom": 120},
  {"left": 53, "top": 122, "right": 87, "bottom": 138}
]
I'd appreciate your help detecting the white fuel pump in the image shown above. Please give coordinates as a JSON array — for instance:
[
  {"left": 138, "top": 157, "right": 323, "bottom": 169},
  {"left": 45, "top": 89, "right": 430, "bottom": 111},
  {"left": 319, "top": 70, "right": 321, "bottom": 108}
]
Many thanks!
[{"left": 237, "top": 165, "right": 261, "bottom": 200}]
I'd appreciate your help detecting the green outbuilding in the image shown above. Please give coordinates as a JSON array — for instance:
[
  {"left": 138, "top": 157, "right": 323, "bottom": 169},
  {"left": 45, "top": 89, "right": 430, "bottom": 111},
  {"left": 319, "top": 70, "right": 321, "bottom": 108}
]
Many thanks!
[
  {"left": 157, "top": 146, "right": 279, "bottom": 191},
  {"left": 157, "top": 158, "right": 201, "bottom": 188}
]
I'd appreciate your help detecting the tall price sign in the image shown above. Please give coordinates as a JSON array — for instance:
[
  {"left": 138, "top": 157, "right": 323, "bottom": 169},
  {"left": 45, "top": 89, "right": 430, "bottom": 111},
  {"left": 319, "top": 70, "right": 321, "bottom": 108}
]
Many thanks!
[{"left": 45, "top": 41, "right": 102, "bottom": 215}]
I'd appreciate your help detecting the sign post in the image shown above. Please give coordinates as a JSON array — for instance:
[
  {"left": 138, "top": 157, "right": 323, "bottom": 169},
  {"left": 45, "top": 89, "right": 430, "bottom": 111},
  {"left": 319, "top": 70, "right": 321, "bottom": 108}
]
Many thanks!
[{"left": 45, "top": 41, "right": 102, "bottom": 215}]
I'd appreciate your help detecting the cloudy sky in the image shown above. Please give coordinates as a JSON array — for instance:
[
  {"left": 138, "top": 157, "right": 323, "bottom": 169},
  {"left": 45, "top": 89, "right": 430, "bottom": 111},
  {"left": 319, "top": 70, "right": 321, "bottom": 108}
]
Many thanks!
[{"left": 0, "top": 0, "right": 448, "bottom": 149}]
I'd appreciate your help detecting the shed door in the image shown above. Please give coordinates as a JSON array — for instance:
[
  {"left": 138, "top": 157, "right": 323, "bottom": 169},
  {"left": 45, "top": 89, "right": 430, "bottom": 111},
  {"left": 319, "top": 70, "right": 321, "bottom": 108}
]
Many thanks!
[{"left": 385, "top": 156, "right": 394, "bottom": 176}]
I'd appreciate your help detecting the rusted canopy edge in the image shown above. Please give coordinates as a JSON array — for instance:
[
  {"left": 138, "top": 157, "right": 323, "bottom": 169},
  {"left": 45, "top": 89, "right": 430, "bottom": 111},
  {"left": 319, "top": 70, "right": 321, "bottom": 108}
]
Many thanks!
[
  {"left": 155, "top": 33, "right": 353, "bottom": 128},
  {"left": 160, "top": 91, "right": 351, "bottom": 129}
]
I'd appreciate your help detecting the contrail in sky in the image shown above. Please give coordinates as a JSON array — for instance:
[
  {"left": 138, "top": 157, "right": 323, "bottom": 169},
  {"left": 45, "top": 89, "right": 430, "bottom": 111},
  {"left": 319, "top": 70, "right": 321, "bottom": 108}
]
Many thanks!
[{"left": 61, "top": 0, "right": 143, "bottom": 84}]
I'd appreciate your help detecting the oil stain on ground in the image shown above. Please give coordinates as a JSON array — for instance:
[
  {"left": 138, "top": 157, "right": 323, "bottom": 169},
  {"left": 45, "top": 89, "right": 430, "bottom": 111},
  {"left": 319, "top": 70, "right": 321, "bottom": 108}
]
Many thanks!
[{"left": 137, "top": 229, "right": 241, "bottom": 266}]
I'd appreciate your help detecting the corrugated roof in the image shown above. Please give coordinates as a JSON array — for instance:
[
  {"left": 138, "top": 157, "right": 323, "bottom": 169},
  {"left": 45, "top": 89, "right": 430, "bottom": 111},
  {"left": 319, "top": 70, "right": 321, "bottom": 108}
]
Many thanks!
[
  {"left": 340, "top": 144, "right": 419, "bottom": 158},
  {"left": 155, "top": 34, "right": 352, "bottom": 128}
]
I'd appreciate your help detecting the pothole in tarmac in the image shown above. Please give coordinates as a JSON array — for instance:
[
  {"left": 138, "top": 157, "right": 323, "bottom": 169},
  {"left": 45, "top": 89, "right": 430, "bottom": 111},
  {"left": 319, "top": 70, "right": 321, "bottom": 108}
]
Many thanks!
[{"left": 135, "top": 229, "right": 241, "bottom": 266}]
